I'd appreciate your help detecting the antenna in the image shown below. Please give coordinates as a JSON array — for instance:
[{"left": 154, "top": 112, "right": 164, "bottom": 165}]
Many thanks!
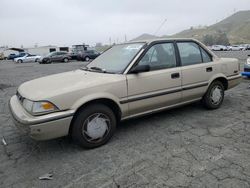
[{"left": 154, "top": 19, "right": 167, "bottom": 36}]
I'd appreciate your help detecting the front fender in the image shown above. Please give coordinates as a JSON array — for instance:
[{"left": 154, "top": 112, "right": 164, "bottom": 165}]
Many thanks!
[{"left": 71, "top": 92, "right": 123, "bottom": 113}]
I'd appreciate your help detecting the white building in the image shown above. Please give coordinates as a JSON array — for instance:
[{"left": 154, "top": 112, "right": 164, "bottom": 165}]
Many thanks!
[{"left": 25, "top": 46, "right": 69, "bottom": 56}]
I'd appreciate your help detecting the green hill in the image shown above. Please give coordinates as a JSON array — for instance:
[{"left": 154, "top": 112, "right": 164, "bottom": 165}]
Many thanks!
[
  {"left": 131, "top": 33, "right": 158, "bottom": 41},
  {"left": 172, "top": 10, "right": 250, "bottom": 44}
]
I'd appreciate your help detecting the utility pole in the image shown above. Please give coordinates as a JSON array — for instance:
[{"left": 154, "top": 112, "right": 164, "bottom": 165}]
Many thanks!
[{"left": 109, "top": 37, "right": 111, "bottom": 46}]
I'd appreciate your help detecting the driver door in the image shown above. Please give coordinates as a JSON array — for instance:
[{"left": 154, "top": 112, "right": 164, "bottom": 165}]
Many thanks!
[{"left": 126, "top": 42, "right": 182, "bottom": 115}]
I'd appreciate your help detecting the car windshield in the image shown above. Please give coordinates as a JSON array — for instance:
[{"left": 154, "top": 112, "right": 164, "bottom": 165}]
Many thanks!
[{"left": 85, "top": 43, "right": 145, "bottom": 73}]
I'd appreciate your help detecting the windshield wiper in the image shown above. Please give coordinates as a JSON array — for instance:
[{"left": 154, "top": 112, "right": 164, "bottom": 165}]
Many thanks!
[
  {"left": 80, "top": 66, "right": 89, "bottom": 71},
  {"left": 81, "top": 66, "right": 116, "bottom": 74},
  {"left": 90, "top": 66, "right": 106, "bottom": 72}
]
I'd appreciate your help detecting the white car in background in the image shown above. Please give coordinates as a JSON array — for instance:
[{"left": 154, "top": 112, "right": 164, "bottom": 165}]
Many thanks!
[
  {"left": 228, "top": 45, "right": 244, "bottom": 51},
  {"left": 211, "top": 45, "right": 227, "bottom": 51},
  {"left": 14, "top": 54, "right": 41, "bottom": 63}
]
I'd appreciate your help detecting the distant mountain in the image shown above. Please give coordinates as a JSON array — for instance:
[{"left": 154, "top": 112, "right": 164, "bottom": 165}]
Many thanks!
[
  {"left": 172, "top": 10, "right": 250, "bottom": 44},
  {"left": 132, "top": 10, "right": 250, "bottom": 44},
  {"left": 131, "top": 33, "right": 158, "bottom": 41}
]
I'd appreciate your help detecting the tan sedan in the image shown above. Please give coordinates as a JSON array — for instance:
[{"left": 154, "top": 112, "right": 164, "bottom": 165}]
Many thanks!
[{"left": 9, "top": 38, "right": 241, "bottom": 148}]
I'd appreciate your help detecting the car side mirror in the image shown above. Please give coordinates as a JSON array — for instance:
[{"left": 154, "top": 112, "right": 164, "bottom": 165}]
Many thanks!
[{"left": 130, "top": 65, "right": 150, "bottom": 74}]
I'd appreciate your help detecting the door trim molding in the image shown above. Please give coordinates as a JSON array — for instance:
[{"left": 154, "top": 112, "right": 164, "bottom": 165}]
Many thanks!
[{"left": 120, "top": 81, "right": 208, "bottom": 104}]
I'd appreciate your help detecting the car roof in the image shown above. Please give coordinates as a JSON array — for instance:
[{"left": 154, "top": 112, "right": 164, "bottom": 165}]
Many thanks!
[{"left": 126, "top": 38, "right": 200, "bottom": 44}]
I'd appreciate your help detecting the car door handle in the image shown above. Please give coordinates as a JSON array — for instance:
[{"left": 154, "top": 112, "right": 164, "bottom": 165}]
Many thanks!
[
  {"left": 206, "top": 67, "right": 213, "bottom": 72},
  {"left": 171, "top": 73, "right": 180, "bottom": 79}
]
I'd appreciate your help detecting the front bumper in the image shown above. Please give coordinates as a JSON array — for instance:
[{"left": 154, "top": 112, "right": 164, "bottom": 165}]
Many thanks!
[{"left": 9, "top": 95, "right": 74, "bottom": 140}]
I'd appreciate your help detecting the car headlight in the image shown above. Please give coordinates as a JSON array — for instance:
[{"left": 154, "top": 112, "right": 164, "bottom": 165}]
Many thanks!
[
  {"left": 22, "top": 99, "right": 58, "bottom": 115},
  {"left": 247, "top": 58, "right": 250, "bottom": 65}
]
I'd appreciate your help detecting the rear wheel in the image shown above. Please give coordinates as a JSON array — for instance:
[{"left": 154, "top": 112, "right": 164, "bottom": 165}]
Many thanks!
[
  {"left": 63, "top": 58, "right": 69, "bottom": 63},
  {"left": 85, "top": 56, "right": 90, "bottom": 62},
  {"left": 202, "top": 81, "right": 224, "bottom": 109},
  {"left": 71, "top": 104, "right": 116, "bottom": 148}
]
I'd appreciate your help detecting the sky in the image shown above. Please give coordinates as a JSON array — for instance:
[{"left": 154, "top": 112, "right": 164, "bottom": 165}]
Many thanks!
[{"left": 1, "top": 0, "right": 250, "bottom": 47}]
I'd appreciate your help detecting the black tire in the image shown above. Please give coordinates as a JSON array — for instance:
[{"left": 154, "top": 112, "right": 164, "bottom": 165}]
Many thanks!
[
  {"left": 35, "top": 58, "right": 38, "bottom": 62},
  {"left": 71, "top": 104, "right": 116, "bottom": 148},
  {"left": 85, "top": 56, "right": 90, "bottom": 62},
  {"left": 202, "top": 81, "right": 224, "bottom": 109},
  {"left": 46, "top": 59, "right": 51, "bottom": 64},
  {"left": 63, "top": 58, "right": 69, "bottom": 63},
  {"left": 17, "top": 59, "right": 23, "bottom": 63}
]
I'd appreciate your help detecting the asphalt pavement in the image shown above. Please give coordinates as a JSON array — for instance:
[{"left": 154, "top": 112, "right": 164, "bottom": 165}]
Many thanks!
[{"left": 0, "top": 53, "right": 250, "bottom": 187}]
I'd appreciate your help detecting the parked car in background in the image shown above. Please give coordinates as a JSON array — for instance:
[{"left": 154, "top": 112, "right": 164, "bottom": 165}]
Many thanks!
[
  {"left": 242, "top": 55, "right": 250, "bottom": 78},
  {"left": 0, "top": 53, "right": 5, "bottom": 60},
  {"left": 39, "top": 51, "right": 71, "bottom": 64},
  {"left": 69, "top": 52, "right": 79, "bottom": 60},
  {"left": 9, "top": 38, "right": 241, "bottom": 148},
  {"left": 7, "top": 52, "right": 27, "bottom": 60},
  {"left": 228, "top": 45, "right": 244, "bottom": 51},
  {"left": 211, "top": 45, "right": 227, "bottom": 51},
  {"left": 14, "top": 54, "right": 41, "bottom": 63},
  {"left": 243, "top": 44, "right": 250, "bottom": 51},
  {"left": 77, "top": 50, "right": 100, "bottom": 61}
]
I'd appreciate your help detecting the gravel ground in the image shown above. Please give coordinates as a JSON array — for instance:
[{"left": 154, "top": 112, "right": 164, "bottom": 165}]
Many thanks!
[{"left": 0, "top": 53, "right": 250, "bottom": 188}]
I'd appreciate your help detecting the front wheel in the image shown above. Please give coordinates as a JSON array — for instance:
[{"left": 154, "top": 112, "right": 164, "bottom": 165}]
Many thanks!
[
  {"left": 17, "top": 59, "right": 23, "bottom": 63},
  {"left": 202, "top": 81, "right": 224, "bottom": 109},
  {"left": 71, "top": 104, "right": 116, "bottom": 148}
]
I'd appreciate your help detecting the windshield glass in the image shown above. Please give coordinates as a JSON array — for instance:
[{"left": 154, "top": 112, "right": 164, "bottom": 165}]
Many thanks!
[
  {"left": 86, "top": 43, "right": 145, "bottom": 73},
  {"left": 45, "top": 52, "right": 55, "bottom": 57}
]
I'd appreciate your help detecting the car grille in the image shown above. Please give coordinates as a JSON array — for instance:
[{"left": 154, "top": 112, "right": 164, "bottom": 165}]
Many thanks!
[{"left": 244, "top": 68, "right": 250, "bottom": 72}]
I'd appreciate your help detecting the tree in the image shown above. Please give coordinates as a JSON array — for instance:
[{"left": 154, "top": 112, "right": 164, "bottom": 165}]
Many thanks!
[
  {"left": 202, "top": 34, "right": 214, "bottom": 46},
  {"left": 202, "top": 32, "right": 230, "bottom": 46},
  {"left": 215, "top": 32, "right": 230, "bottom": 46}
]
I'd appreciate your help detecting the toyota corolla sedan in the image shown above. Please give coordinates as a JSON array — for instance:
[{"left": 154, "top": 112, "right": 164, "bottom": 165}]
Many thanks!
[{"left": 9, "top": 38, "right": 241, "bottom": 148}]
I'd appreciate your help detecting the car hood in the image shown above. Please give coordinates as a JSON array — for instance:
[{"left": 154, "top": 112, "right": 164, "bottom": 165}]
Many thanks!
[{"left": 18, "top": 69, "right": 124, "bottom": 101}]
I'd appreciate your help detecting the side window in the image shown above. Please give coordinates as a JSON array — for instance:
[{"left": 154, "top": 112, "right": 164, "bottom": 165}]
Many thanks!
[
  {"left": 200, "top": 48, "right": 212, "bottom": 63},
  {"left": 177, "top": 42, "right": 202, "bottom": 66},
  {"left": 138, "top": 43, "right": 176, "bottom": 71}
]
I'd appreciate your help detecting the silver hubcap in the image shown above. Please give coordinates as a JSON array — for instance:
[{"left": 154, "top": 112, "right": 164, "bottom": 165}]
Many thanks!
[
  {"left": 210, "top": 86, "right": 223, "bottom": 105},
  {"left": 82, "top": 113, "right": 110, "bottom": 142},
  {"left": 64, "top": 59, "right": 68, "bottom": 62},
  {"left": 86, "top": 57, "right": 89, "bottom": 61}
]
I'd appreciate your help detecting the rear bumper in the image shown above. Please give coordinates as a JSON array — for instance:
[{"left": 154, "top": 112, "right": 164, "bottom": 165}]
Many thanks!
[{"left": 9, "top": 95, "right": 74, "bottom": 140}]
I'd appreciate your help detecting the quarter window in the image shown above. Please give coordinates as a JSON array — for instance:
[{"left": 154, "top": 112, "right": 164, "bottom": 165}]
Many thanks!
[
  {"left": 138, "top": 43, "right": 176, "bottom": 71},
  {"left": 201, "top": 48, "right": 212, "bottom": 63}
]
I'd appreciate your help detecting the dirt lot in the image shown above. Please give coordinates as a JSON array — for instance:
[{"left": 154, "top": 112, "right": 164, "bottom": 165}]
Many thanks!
[{"left": 0, "top": 53, "right": 250, "bottom": 187}]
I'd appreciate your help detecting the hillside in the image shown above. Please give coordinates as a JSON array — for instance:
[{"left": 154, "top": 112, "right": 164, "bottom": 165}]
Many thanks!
[
  {"left": 172, "top": 10, "right": 250, "bottom": 44},
  {"left": 131, "top": 33, "right": 158, "bottom": 41},
  {"left": 132, "top": 10, "right": 250, "bottom": 44}
]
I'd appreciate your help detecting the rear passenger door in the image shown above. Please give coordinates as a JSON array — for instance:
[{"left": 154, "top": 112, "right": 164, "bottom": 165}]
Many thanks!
[
  {"left": 177, "top": 41, "right": 214, "bottom": 101},
  {"left": 50, "top": 52, "right": 59, "bottom": 61}
]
